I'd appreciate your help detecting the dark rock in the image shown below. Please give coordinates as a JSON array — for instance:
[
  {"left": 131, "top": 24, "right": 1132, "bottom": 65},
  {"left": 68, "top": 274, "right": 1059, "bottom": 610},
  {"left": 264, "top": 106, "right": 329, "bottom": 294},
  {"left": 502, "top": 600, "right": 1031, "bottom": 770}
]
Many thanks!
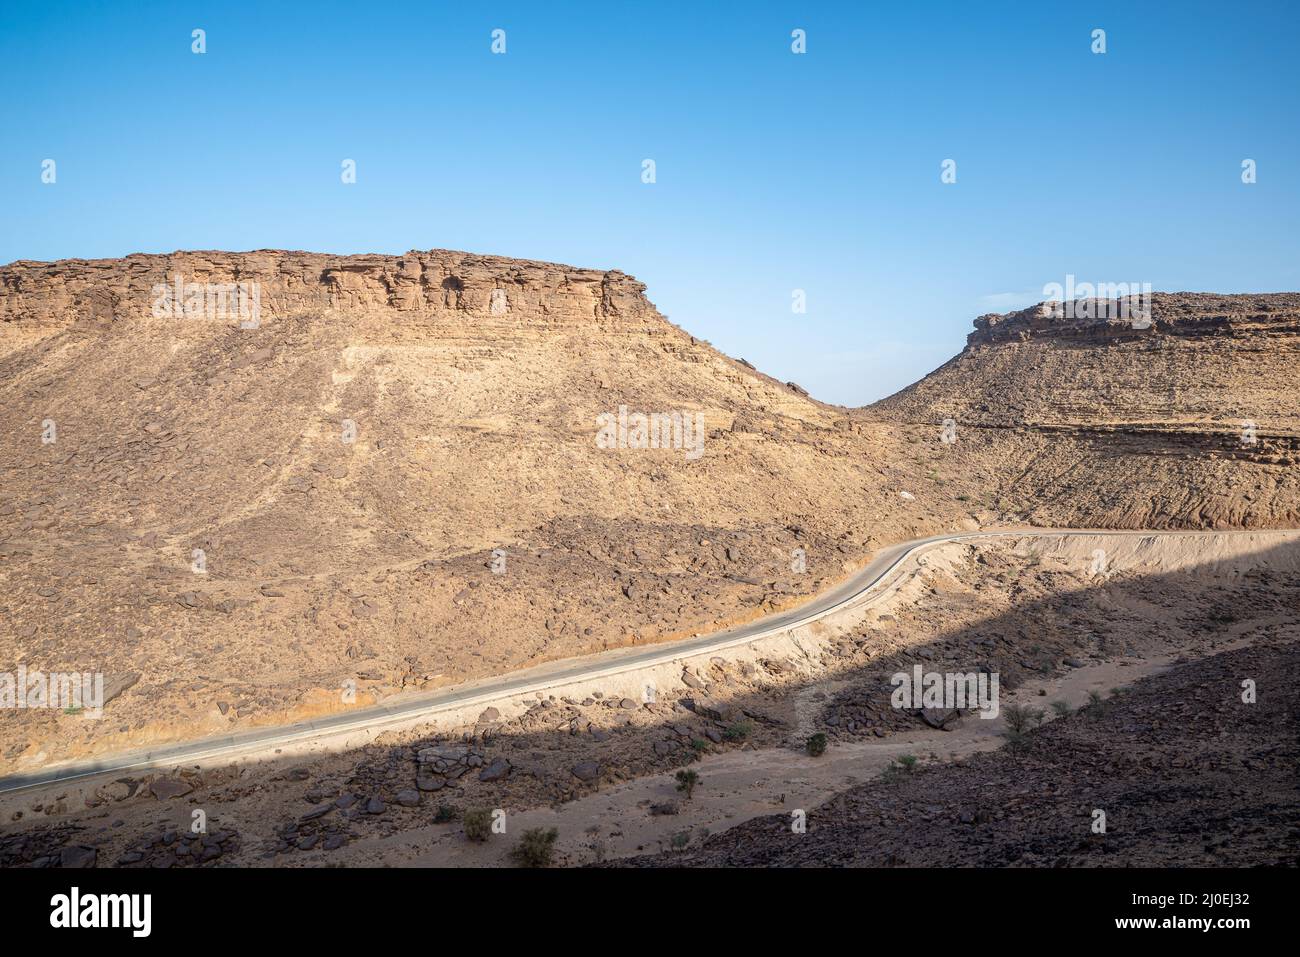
[
  {"left": 300, "top": 804, "right": 333, "bottom": 821},
  {"left": 149, "top": 778, "right": 193, "bottom": 800},
  {"left": 919, "top": 708, "right": 963, "bottom": 730},
  {"left": 59, "top": 845, "right": 97, "bottom": 868},
  {"left": 416, "top": 772, "right": 446, "bottom": 792}
]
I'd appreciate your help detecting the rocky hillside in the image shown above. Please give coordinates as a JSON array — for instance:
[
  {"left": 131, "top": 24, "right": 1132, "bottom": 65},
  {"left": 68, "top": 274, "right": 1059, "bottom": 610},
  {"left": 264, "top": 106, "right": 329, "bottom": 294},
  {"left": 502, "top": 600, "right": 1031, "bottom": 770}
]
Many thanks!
[
  {"left": 867, "top": 293, "right": 1300, "bottom": 528},
  {"left": 615, "top": 632, "right": 1300, "bottom": 867},
  {"left": 0, "top": 250, "right": 967, "bottom": 772},
  {"left": 2, "top": 252, "right": 1296, "bottom": 773},
  {"left": 875, "top": 293, "right": 1300, "bottom": 434}
]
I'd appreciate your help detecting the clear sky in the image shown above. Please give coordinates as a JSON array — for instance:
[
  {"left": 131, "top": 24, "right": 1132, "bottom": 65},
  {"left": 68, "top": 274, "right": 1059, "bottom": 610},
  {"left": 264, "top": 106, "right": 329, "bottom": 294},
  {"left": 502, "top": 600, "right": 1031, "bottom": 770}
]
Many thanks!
[{"left": 2, "top": 1, "right": 1297, "bottom": 405}]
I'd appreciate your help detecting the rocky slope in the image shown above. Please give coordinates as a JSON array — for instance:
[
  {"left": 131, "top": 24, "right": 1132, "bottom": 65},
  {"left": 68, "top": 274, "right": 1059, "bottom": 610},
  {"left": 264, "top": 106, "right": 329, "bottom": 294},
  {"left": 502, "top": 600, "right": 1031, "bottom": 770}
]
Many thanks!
[
  {"left": 867, "top": 293, "right": 1300, "bottom": 528},
  {"left": 616, "top": 634, "right": 1299, "bottom": 868},
  {"left": 0, "top": 250, "right": 969, "bottom": 772},
  {"left": 2, "top": 251, "right": 1297, "bottom": 775}
]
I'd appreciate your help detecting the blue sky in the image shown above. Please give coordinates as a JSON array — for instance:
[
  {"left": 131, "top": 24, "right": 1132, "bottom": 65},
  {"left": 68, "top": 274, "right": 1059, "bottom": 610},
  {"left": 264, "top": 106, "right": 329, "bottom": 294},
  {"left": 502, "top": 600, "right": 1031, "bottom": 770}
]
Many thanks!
[{"left": 2, "top": 1, "right": 1297, "bottom": 404}]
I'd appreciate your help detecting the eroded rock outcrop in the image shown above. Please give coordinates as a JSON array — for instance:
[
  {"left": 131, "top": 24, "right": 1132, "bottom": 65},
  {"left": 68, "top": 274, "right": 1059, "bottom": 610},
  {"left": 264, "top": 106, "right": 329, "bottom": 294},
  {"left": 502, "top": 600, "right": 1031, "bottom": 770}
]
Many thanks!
[{"left": 0, "top": 249, "right": 659, "bottom": 330}]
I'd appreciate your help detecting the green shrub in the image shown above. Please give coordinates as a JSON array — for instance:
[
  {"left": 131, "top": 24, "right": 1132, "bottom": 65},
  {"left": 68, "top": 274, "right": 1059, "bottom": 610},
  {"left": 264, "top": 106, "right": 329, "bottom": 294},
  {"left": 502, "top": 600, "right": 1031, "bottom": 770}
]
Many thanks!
[
  {"left": 806, "top": 732, "right": 828, "bottom": 757},
  {"left": 675, "top": 769, "right": 700, "bottom": 799},
  {"left": 510, "top": 827, "right": 558, "bottom": 867},
  {"left": 462, "top": 808, "right": 493, "bottom": 842},
  {"left": 1003, "top": 703, "right": 1044, "bottom": 734},
  {"left": 433, "top": 803, "right": 459, "bottom": 824},
  {"left": 723, "top": 720, "right": 753, "bottom": 741},
  {"left": 1050, "top": 700, "right": 1073, "bottom": 718}
]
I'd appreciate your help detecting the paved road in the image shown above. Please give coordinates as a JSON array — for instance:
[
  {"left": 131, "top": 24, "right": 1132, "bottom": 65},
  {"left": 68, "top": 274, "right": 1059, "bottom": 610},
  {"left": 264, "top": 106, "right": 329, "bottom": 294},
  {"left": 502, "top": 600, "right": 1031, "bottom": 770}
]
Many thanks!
[{"left": 1, "top": 526, "right": 1290, "bottom": 795}]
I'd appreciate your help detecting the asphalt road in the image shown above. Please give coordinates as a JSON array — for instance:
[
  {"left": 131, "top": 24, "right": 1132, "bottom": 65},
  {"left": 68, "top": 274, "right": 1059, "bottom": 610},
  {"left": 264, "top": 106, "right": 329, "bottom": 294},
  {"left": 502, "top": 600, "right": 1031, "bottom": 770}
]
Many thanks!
[{"left": 1, "top": 526, "right": 1289, "bottom": 795}]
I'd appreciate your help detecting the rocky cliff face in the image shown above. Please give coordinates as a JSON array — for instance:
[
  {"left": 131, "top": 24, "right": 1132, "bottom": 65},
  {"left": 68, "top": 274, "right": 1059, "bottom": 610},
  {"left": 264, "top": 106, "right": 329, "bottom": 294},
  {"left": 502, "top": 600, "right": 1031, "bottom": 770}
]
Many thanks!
[
  {"left": 968, "top": 293, "right": 1300, "bottom": 347},
  {"left": 0, "top": 249, "right": 660, "bottom": 332},
  {"left": 877, "top": 292, "right": 1300, "bottom": 437},
  {"left": 868, "top": 291, "right": 1300, "bottom": 529}
]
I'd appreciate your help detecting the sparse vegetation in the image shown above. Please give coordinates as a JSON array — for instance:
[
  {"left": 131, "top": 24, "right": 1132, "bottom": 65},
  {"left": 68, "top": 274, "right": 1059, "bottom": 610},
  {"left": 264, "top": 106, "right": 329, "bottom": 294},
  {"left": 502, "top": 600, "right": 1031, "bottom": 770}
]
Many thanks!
[
  {"left": 670, "top": 830, "right": 691, "bottom": 851},
  {"left": 1085, "top": 689, "right": 1107, "bottom": 717},
  {"left": 433, "top": 803, "right": 459, "bottom": 824},
  {"left": 1050, "top": 699, "right": 1073, "bottom": 718},
  {"left": 675, "top": 769, "right": 700, "bottom": 799},
  {"left": 510, "top": 827, "right": 559, "bottom": 867},
  {"left": 1003, "top": 702, "right": 1045, "bottom": 734},
  {"left": 462, "top": 808, "right": 493, "bottom": 842},
  {"left": 723, "top": 720, "right": 753, "bottom": 741},
  {"left": 806, "top": 732, "right": 828, "bottom": 757},
  {"left": 896, "top": 754, "right": 918, "bottom": 773}
]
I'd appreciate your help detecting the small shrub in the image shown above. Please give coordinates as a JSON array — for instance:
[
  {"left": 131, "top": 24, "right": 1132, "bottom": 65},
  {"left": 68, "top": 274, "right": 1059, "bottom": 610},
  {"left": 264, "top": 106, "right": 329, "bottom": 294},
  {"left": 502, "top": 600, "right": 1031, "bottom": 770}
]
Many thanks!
[
  {"left": 1086, "top": 689, "right": 1106, "bottom": 716},
  {"left": 433, "top": 803, "right": 459, "bottom": 824},
  {"left": 806, "top": 732, "right": 828, "bottom": 757},
  {"left": 896, "top": 754, "right": 918, "bottom": 773},
  {"left": 1050, "top": 700, "right": 1073, "bottom": 718},
  {"left": 675, "top": 769, "right": 700, "bottom": 799},
  {"left": 670, "top": 831, "right": 691, "bottom": 851},
  {"left": 723, "top": 720, "right": 753, "bottom": 741},
  {"left": 462, "top": 808, "right": 493, "bottom": 842},
  {"left": 1003, "top": 703, "right": 1045, "bottom": 734},
  {"left": 510, "top": 827, "right": 558, "bottom": 867}
]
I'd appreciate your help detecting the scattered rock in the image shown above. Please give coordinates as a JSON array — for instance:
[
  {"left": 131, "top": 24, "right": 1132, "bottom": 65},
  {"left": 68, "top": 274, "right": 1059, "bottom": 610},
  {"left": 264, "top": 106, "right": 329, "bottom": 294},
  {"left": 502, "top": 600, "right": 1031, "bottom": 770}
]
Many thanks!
[{"left": 149, "top": 778, "right": 193, "bottom": 801}]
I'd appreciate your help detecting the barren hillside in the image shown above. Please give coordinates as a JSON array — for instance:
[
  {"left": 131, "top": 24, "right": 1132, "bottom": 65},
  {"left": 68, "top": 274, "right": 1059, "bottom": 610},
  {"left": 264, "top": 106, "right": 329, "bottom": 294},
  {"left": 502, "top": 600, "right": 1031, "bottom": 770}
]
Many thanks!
[
  {"left": 0, "top": 250, "right": 964, "bottom": 771},
  {"left": 2, "top": 252, "right": 1296, "bottom": 774},
  {"left": 867, "top": 293, "right": 1300, "bottom": 528}
]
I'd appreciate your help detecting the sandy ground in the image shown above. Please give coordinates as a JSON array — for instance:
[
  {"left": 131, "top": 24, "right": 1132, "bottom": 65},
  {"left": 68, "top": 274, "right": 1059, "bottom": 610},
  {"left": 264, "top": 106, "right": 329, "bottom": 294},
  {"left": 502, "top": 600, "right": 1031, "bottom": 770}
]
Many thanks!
[{"left": 367, "top": 650, "right": 1194, "bottom": 867}]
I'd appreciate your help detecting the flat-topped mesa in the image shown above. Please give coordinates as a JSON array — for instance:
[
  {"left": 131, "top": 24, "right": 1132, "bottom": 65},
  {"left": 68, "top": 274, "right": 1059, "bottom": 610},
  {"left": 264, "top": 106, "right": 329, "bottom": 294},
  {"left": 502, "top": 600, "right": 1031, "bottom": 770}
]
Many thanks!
[
  {"left": 969, "top": 292, "right": 1300, "bottom": 347},
  {"left": 0, "top": 249, "right": 662, "bottom": 330}
]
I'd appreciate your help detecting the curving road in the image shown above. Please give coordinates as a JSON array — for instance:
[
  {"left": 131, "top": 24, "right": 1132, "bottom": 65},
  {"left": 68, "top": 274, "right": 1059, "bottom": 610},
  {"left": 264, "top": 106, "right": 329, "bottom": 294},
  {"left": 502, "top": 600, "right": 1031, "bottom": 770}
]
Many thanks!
[{"left": 1, "top": 526, "right": 1291, "bottom": 796}]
